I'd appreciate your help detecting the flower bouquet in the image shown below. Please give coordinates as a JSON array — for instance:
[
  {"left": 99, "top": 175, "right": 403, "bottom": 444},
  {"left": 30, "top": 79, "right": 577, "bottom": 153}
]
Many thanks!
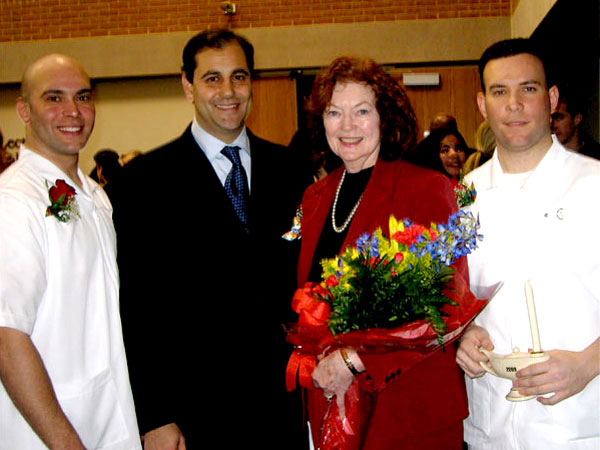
[{"left": 286, "top": 211, "right": 489, "bottom": 450}]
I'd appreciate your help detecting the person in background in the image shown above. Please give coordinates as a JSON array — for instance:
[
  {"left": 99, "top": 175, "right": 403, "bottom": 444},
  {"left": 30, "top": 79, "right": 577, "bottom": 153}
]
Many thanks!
[
  {"left": 456, "top": 38, "right": 599, "bottom": 450},
  {"left": 92, "top": 148, "right": 121, "bottom": 201},
  {"left": 297, "top": 55, "right": 469, "bottom": 449},
  {"left": 429, "top": 112, "right": 458, "bottom": 134},
  {"left": 551, "top": 83, "right": 600, "bottom": 159},
  {"left": 462, "top": 120, "right": 495, "bottom": 175},
  {"left": 0, "top": 129, "right": 16, "bottom": 174},
  {"left": 120, "top": 149, "right": 142, "bottom": 165},
  {"left": 288, "top": 125, "right": 341, "bottom": 183},
  {"left": 412, "top": 126, "right": 473, "bottom": 186},
  {"left": 112, "top": 29, "right": 308, "bottom": 449},
  {"left": 93, "top": 148, "right": 121, "bottom": 187},
  {"left": 0, "top": 54, "right": 140, "bottom": 450}
]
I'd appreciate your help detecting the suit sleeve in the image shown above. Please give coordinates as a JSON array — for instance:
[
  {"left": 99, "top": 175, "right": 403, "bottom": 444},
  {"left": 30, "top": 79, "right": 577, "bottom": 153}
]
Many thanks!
[{"left": 112, "top": 159, "right": 182, "bottom": 434}]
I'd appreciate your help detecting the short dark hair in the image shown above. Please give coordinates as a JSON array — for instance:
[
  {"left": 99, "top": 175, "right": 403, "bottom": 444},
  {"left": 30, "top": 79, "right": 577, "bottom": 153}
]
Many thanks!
[
  {"left": 94, "top": 149, "right": 122, "bottom": 181},
  {"left": 181, "top": 29, "right": 255, "bottom": 83},
  {"left": 479, "top": 38, "right": 551, "bottom": 92}
]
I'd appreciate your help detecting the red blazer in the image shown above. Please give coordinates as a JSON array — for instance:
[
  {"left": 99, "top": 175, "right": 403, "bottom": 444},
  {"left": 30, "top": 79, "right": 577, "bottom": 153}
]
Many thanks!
[{"left": 298, "top": 158, "right": 469, "bottom": 449}]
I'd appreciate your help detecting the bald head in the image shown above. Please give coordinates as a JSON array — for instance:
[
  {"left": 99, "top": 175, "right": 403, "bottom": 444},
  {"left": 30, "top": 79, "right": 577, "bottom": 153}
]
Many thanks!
[
  {"left": 429, "top": 113, "right": 458, "bottom": 133},
  {"left": 16, "top": 54, "right": 95, "bottom": 174},
  {"left": 21, "top": 54, "right": 90, "bottom": 101}
]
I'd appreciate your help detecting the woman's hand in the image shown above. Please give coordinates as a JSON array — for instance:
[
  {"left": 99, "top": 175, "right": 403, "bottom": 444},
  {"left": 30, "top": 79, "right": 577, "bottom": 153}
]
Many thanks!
[{"left": 312, "top": 349, "right": 364, "bottom": 417}]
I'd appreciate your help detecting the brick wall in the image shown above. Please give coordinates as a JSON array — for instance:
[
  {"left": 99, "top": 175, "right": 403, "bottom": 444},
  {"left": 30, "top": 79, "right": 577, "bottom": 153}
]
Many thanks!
[{"left": 1, "top": 0, "right": 511, "bottom": 43}]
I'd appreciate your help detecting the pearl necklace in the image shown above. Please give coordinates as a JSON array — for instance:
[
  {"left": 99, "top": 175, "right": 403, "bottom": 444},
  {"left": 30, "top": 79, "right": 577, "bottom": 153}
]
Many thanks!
[{"left": 331, "top": 170, "right": 364, "bottom": 233}]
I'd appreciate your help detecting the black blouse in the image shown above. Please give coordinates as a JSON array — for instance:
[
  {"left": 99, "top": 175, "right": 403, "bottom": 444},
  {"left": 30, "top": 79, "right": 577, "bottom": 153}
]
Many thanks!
[{"left": 307, "top": 167, "right": 374, "bottom": 282}]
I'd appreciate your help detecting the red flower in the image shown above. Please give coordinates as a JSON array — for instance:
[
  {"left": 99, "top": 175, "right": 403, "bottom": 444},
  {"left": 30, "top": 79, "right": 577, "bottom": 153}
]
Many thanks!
[
  {"left": 48, "top": 179, "right": 76, "bottom": 205},
  {"left": 394, "top": 252, "right": 404, "bottom": 263},
  {"left": 45, "top": 179, "right": 78, "bottom": 223},
  {"left": 325, "top": 275, "right": 339, "bottom": 287},
  {"left": 392, "top": 224, "right": 426, "bottom": 246}
]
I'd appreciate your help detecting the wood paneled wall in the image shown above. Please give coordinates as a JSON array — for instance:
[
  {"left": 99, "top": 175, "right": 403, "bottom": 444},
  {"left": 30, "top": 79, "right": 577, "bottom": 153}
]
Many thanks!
[
  {"left": 393, "top": 66, "right": 484, "bottom": 147},
  {"left": 246, "top": 76, "right": 298, "bottom": 146}
]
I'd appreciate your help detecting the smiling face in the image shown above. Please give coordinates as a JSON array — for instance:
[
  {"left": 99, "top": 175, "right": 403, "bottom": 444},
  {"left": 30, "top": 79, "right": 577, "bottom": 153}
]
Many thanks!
[
  {"left": 477, "top": 53, "right": 557, "bottom": 162},
  {"left": 439, "top": 134, "right": 466, "bottom": 177},
  {"left": 17, "top": 55, "right": 95, "bottom": 164},
  {"left": 323, "top": 82, "right": 381, "bottom": 173},
  {"left": 182, "top": 43, "right": 252, "bottom": 143}
]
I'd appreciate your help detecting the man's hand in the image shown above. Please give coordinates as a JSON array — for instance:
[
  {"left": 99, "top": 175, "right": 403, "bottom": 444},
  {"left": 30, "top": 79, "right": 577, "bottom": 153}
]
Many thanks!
[
  {"left": 456, "top": 324, "right": 495, "bottom": 378},
  {"left": 513, "top": 338, "right": 600, "bottom": 405},
  {"left": 142, "top": 423, "right": 186, "bottom": 450}
]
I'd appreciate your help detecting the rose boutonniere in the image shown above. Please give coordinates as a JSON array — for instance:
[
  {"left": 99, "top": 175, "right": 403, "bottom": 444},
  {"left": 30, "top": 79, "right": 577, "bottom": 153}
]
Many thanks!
[
  {"left": 45, "top": 179, "right": 79, "bottom": 223},
  {"left": 455, "top": 173, "right": 477, "bottom": 208}
]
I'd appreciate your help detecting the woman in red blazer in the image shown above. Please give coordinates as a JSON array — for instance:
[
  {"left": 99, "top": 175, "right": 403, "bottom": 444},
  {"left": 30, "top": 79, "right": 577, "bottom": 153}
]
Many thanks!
[{"left": 297, "top": 56, "right": 469, "bottom": 449}]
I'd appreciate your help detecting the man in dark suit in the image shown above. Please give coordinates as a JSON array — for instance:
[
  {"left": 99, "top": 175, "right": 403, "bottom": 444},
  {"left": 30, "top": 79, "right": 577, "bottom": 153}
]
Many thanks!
[{"left": 112, "top": 29, "right": 308, "bottom": 449}]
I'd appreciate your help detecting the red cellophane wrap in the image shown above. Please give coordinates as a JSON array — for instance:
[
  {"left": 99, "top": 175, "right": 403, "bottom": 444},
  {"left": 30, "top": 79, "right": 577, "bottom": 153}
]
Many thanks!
[{"left": 286, "top": 272, "right": 491, "bottom": 450}]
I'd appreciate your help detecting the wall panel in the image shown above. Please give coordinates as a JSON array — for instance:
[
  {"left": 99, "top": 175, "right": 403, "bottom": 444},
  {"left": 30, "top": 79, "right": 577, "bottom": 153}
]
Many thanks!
[
  {"left": 393, "top": 66, "right": 484, "bottom": 147},
  {"left": 246, "top": 77, "right": 297, "bottom": 146}
]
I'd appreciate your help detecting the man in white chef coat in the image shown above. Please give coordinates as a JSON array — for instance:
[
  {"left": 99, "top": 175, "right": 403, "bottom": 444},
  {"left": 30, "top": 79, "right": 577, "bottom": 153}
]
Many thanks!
[
  {"left": 0, "top": 54, "right": 141, "bottom": 449},
  {"left": 456, "top": 38, "right": 600, "bottom": 449}
]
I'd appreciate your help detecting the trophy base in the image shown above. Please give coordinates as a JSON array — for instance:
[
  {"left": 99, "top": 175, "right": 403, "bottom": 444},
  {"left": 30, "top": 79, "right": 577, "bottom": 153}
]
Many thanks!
[{"left": 506, "top": 388, "right": 536, "bottom": 402}]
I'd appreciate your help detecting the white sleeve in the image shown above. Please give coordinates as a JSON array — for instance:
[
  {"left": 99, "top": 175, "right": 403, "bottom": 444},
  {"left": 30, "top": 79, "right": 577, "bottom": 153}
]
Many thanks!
[{"left": 0, "top": 191, "right": 47, "bottom": 334}]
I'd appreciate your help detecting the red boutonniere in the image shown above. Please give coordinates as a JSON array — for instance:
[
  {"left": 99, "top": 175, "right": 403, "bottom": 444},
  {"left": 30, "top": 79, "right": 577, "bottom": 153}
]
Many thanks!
[{"left": 45, "top": 179, "right": 79, "bottom": 223}]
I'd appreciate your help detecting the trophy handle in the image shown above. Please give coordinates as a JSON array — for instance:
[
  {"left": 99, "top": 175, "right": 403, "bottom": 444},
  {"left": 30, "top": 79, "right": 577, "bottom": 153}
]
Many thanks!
[{"left": 478, "top": 347, "right": 496, "bottom": 375}]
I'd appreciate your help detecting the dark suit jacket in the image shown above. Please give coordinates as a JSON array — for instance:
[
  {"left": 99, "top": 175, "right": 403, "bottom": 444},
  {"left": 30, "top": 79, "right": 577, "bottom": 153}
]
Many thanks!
[
  {"left": 112, "top": 126, "right": 309, "bottom": 448},
  {"left": 298, "top": 158, "right": 469, "bottom": 449}
]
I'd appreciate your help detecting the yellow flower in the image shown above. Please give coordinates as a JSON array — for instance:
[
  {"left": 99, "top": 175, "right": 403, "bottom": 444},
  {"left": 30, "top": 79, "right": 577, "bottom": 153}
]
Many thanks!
[{"left": 388, "top": 215, "right": 404, "bottom": 236}]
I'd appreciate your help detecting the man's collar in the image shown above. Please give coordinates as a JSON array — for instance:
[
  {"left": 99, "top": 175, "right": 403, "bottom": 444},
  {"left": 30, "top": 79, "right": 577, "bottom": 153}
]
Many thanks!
[
  {"left": 190, "top": 117, "right": 250, "bottom": 160},
  {"left": 483, "top": 135, "right": 565, "bottom": 189},
  {"left": 17, "top": 145, "right": 99, "bottom": 198}
]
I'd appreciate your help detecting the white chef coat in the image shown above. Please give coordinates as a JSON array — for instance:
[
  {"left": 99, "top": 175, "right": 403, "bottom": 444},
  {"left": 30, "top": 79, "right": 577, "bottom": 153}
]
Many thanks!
[
  {"left": 462, "top": 137, "right": 600, "bottom": 450},
  {"left": 0, "top": 148, "right": 141, "bottom": 449}
]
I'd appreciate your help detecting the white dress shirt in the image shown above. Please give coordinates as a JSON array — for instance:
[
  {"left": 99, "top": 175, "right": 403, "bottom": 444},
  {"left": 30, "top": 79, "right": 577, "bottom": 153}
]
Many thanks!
[{"left": 191, "top": 117, "right": 252, "bottom": 192}]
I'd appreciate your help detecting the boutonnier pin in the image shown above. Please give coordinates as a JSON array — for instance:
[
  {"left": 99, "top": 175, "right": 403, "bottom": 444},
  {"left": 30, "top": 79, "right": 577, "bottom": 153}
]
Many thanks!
[
  {"left": 282, "top": 206, "right": 303, "bottom": 241},
  {"left": 45, "top": 179, "right": 79, "bottom": 223},
  {"left": 454, "top": 173, "right": 477, "bottom": 208}
]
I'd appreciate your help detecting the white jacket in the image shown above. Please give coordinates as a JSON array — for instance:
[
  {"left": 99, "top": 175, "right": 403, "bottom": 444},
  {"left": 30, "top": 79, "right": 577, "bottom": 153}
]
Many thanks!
[{"left": 463, "top": 137, "right": 600, "bottom": 449}]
